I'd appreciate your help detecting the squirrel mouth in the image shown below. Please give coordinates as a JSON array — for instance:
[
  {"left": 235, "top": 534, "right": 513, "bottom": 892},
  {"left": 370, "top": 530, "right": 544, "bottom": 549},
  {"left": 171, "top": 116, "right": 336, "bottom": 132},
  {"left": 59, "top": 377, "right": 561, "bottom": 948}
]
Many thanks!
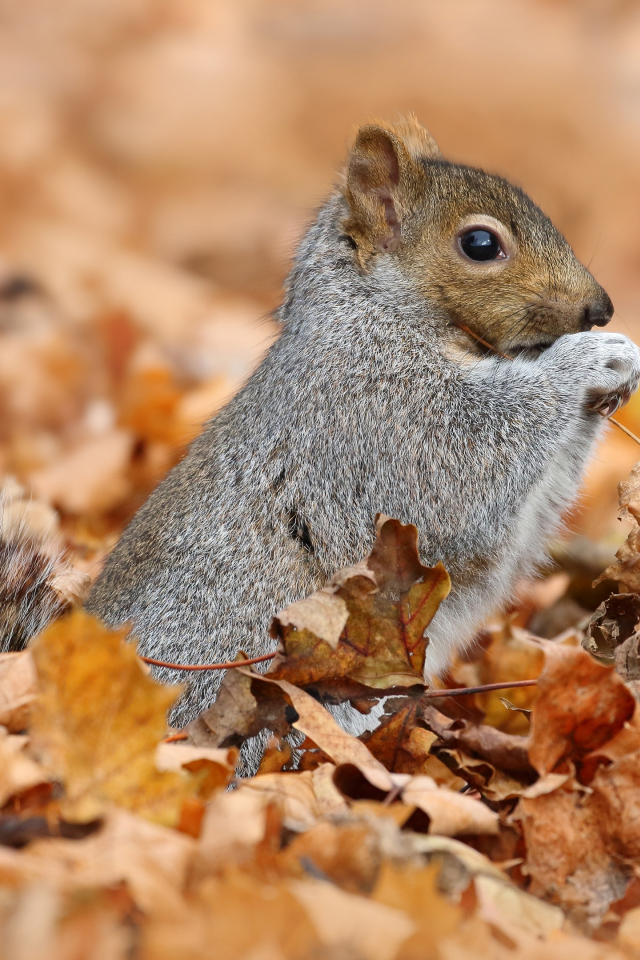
[{"left": 510, "top": 338, "right": 555, "bottom": 357}]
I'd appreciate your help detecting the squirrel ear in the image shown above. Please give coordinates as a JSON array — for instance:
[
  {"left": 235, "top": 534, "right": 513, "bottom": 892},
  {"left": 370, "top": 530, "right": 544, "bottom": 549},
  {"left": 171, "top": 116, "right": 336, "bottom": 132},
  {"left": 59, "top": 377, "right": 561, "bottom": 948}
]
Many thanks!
[{"left": 342, "top": 117, "right": 440, "bottom": 258}]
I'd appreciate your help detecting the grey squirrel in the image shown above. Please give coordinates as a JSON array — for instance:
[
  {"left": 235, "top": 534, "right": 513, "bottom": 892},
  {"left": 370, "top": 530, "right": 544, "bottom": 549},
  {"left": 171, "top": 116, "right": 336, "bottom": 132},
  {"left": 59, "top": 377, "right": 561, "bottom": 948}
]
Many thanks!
[{"left": 86, "top": 115, "right": 640, "bottom": 728}]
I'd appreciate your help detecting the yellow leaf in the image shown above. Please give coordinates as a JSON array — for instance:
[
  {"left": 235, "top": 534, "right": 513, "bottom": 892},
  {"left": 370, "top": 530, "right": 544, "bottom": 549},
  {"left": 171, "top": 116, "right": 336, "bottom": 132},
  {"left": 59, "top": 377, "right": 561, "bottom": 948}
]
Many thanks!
[{"left": 30, "top": 610, "right": 197, "bottom": 827}]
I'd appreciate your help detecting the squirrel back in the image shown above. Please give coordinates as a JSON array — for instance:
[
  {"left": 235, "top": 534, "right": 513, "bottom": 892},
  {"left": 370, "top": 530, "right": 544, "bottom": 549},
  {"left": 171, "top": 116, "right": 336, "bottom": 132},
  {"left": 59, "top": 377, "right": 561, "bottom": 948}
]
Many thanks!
[{"left": 87, "top": 116, "right": 639, "bottom": 728}]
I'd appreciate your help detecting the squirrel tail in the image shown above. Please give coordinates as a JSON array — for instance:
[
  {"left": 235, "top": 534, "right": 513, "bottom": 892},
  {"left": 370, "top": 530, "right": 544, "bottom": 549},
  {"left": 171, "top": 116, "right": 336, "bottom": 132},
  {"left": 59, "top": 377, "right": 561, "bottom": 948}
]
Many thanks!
[{"left": 0, "top": 485, "right": 89, "bottom": 652}]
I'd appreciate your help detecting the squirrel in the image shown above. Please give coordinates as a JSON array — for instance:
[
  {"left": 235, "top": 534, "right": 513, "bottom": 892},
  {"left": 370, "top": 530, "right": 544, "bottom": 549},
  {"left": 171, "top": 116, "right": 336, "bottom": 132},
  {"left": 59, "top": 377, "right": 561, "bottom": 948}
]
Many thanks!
[{"left": 86, "top": 115, "right": 640, "bottom": 730}]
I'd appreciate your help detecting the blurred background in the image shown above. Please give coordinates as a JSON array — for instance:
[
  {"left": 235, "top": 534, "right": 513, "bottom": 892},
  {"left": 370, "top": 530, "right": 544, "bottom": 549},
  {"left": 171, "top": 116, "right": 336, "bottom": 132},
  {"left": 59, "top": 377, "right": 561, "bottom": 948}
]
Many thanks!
[{"left": 2, "top": 0, "right": 640, "bottom": 593}]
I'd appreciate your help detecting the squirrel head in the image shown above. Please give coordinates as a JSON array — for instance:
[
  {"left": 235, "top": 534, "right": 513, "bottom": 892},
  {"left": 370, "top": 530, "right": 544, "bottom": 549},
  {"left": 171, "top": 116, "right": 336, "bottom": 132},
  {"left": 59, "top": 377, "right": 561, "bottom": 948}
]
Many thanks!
[{"left": 342, "top": 115, "right": 613, "bottom": 353}]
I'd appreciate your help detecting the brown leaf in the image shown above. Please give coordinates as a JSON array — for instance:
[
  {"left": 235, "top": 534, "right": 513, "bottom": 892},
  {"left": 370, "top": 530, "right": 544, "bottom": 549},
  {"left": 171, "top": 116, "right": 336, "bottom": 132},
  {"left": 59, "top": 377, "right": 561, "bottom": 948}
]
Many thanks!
[
  {"left": 430, "top": 746, "right": 533, "bottom": 802},
  {"left": 28, "top": 808, "right": 195, "bottom": 920},
  {"left": 617, "top": 459, "right": 640, "bottom": 523},
  {"left": 615, "top": 631, "right": 640, "bottom": 688},
  {"left": 269, "top": 516, "right": 450, "bottom": 695},
  {"left": 154, "top": 743, "right": 237, "bottom": 799},
  {"left": 423, "top": 705, "right": 533, "bottom": 776},
  {"left": 527, "top": 640, "right": 635, "bottom": 776},
  {"left": 519, "top": 785, "right": 628, "bottom": 930},
  {"left": 590, "top": 750, "right": 640, "bottom": 861},
  {"left": 280, "top": 820, "right": 380, "bottom": 893},
  {"left": 258, "top": 674, "right": 393, "bottom": 791},
  {"left": 363, "top": 699, "right": 430, "bottom": 774},
  {"left": 186, "top": 658, "right": 290, "bottom": 749},
  {"left": 29, "top": 610, "right": 204, "bottom": 827}
]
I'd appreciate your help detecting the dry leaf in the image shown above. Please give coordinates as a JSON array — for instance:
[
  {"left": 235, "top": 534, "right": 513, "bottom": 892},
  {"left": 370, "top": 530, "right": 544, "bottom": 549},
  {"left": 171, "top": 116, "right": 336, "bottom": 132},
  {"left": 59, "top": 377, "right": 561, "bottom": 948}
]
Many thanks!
[
  {"left": 194, "top": 788, "right": 269, "bottom": 879},
  {"left": 29, "top": 610, "right": 201, "bottom": 826},
  {"left": 154, "top": 742, "right": 237, "bottom": 799},
  {"left": 257, "top": 674, "right": 393, "bottom": 791},
  {"left": 527, "top": 640, "right": 635, "bottom": 776},
  {"left": 240, "top": 765, "right": 348, "bottom": 830},
  {"left": 0, "top": 651, "right": 38, "bottom": 732},
  {"left": 372, "top": 861, "right": 462, "bottom": 960},
  {"left": 290, "top": 877, "right": 416, "bottom": 960},
  {"left": 187, "top": 658, "right": 289, "bottom": 748},
  {"left": 0, "top": 730, "right": 47, "bottom": 806},
  {"left": 27, "top": 808, "right": 195, "bottom": 919},
  {"left": 269, "top": 517, "right": 450, "bottom": 696},
  {"left": 584, "top": 593, "right": 640, "bottom": 662},
  {"left": 280, "top": 819, "right": 380, "bottom": 893},
  {"left": 518, "top": 784, "right": 628, "bottom": 929},
  {"left": 400, "top": 777, "right": 499, "bottom": 837}
]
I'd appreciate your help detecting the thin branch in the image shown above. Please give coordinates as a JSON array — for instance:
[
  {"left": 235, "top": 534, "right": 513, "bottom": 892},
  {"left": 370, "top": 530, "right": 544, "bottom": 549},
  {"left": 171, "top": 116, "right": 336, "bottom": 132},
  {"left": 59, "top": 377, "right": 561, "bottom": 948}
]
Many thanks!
[
  {"left": 423, "top": 678, "right": 537, "bottom": 698},
  {"left": 609, "top": 416, "right": 640, "bottom": 446},
  {"left": 140, "top": 652, "right": 276, "bottom": 671},
  {"left": 453, "top": 322, "right": 512, "bottom": 360}
]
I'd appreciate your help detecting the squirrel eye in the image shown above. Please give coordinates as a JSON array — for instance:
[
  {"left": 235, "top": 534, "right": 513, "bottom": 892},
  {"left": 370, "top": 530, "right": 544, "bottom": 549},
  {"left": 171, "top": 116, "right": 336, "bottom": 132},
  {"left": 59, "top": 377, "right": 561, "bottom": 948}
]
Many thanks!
[{"left": 459, "top": 229, "right": 504, "bottom": 262}]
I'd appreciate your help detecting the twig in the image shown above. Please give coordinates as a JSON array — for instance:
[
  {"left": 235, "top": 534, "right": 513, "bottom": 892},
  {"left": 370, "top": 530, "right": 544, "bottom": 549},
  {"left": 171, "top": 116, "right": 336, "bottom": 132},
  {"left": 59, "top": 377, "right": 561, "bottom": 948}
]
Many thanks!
[
  {"left": 453, "top": 322, "right": 512, "bottom": 360},
  {"left": 423, "top": 678, "right": 538, "bottom": 698},
  {"left": 458, "top": 322, "right": 640, "bottom": 447},
  {"left": 140, "top": 652, "right": 276, "bottom": 671},
  {"left": 609, "top": 416, "right": 640, "bottom": 446},
  {"left": 146, "top": 644, "right": 537, "bottom": 702}
]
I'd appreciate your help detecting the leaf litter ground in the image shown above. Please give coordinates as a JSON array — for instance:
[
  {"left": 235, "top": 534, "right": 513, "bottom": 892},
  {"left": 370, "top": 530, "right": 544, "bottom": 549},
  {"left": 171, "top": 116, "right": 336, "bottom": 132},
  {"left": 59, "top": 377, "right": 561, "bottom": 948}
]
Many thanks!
[{"left": 6, "top": 511, "right": 640, "bottom": 956}]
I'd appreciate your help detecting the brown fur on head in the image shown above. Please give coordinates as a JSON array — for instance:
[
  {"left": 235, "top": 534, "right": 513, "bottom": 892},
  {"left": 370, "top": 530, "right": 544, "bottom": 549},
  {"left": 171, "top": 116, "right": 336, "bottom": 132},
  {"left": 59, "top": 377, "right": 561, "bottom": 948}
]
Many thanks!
[{"left": 342, "top": 115, "right": 613, "bottom": 353}]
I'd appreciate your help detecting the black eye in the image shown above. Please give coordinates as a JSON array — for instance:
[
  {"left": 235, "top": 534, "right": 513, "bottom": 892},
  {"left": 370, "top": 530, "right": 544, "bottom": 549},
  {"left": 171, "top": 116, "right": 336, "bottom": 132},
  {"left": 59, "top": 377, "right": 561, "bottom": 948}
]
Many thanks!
[{"left": 459, "top": 229, "right": 503, "bottom": 262}]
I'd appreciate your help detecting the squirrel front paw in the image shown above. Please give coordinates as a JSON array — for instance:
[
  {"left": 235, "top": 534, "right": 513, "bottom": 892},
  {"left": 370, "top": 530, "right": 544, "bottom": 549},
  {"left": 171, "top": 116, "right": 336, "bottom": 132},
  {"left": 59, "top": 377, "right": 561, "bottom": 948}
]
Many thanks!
[{"left": 542, "top": 331, "right": 640, "bottom": 415}]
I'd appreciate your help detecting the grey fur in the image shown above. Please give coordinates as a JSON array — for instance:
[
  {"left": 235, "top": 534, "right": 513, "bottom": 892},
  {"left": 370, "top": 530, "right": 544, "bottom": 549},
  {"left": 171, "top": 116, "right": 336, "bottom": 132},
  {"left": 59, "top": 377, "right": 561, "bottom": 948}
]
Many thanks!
[{"left": 87, "top": 189, "right": 640, "bottom": 729}]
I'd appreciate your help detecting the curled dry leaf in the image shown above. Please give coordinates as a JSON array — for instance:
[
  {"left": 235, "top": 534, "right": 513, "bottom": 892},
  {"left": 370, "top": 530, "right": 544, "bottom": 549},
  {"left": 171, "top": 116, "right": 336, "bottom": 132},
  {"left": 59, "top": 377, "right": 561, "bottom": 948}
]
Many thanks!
[
  {"left": 332, "top": 764, "right": 499, "bottom": 838},
  {"left": 0, "top": 651, "right": 38, "bottom": 732},
  {"left": 269, "top": 516, "right": 450, "bottom": 696},
  {"left": 583, "top": 593, "right": 640, "bottom": 662},
  {"left": 527, "top": 640, "right": 635, "bottom": 776},
  {"left": 594, "top": 460, "right": 640, "bottom": 592},
  {"left": 240, "top": 764, "right": 348, "bottom": 831},
  {"left": 400, "top": 776, "right": 499, "bottom": 837},
  {"left": 29, "top": 610, "right": 212, "bottom": 827},
  {"left": 0, "top": 730, "right": 47, "bottom": 807},
  {"left": 186, "top": 654, "right": 291, "bottom": 749},
  {"left": 419, "top": 703, "right": 536, "bottom": 801}
]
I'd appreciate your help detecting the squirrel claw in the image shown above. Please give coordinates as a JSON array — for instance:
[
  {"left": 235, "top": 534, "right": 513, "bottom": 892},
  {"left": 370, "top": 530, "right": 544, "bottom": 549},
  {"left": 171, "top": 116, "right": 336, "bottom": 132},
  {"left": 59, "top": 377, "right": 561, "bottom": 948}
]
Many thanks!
[{"left": 586, "top": 387, "right": 632, "bottom": 419}]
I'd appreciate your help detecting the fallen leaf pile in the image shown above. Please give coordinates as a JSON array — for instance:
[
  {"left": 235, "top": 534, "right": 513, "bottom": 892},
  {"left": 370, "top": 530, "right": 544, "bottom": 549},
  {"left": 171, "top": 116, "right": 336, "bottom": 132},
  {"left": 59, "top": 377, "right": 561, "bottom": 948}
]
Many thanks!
[{"left": 4, "top": 505, "right": 640, "bottom": 956}]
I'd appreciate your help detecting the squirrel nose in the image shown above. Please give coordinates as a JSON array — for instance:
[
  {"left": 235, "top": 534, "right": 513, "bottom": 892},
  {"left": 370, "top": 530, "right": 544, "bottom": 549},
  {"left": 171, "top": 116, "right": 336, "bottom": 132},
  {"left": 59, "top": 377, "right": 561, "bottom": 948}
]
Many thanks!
[{"left": 581, "top": 293, "right": 614, "bottom": 330}]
